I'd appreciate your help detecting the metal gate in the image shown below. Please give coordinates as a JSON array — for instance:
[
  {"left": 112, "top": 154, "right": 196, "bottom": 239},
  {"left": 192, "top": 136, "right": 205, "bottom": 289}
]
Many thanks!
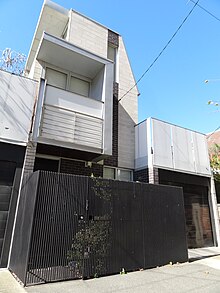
[{"left": 9, "top": 171, "right": 188, "bottom": 286}]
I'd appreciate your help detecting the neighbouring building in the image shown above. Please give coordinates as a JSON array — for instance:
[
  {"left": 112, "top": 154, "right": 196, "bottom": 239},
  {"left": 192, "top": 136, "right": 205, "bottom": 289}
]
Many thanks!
[
  {"left": 0, "top": 70, "right": 38, "bottom": 267},
  {"left": 135, "top": 117, "right": 220, "bottom": 248}
]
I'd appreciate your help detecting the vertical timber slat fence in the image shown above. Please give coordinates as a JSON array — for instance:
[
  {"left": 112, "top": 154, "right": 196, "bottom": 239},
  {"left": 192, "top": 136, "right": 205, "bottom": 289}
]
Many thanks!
[{"left": 9, "top": 171, "right": 188, "bottom": 286}]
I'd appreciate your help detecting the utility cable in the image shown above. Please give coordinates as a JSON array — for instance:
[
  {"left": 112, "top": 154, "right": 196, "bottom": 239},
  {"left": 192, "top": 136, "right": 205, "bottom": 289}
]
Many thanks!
[
  {"left": 118, "top": 0, "right": 200, "bottom": 103},
  {"left": 207, "top": 125, "right": 220, "bottom": 139},
  {"left": 190, "top": 0, "right": 220, "bottom": 23}
]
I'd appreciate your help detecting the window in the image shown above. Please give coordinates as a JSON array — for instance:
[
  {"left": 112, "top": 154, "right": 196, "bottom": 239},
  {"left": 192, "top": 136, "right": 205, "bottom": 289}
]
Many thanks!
[
  {"left": 103, "top": 167, "right": 132, "bottom": 182},
  {"left": 117, "top": 169, "right": 132, "bottom": 181},
  {"left": 107, "top": 44, "right": 117, "bottom": 82},
  {"left": 45, "top": 68, "right": 67, "bottom": 90},
  {"left": 70, "top": 76, "right": 90, "bottom": 97},
  {"left": 107, "top": 45, "right": 116, "bottom": 62},
  {"left": 103, "top": 167, "right": 115, "bottom": 179},
  {"left": 45, "top": 67, "right": 90, "bottom": 97}
]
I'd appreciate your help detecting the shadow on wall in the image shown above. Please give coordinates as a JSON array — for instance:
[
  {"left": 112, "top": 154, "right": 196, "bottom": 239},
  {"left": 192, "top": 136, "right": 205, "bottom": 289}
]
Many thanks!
[{"left": 118, "top": 103, "right": 136, "bottom": 169}]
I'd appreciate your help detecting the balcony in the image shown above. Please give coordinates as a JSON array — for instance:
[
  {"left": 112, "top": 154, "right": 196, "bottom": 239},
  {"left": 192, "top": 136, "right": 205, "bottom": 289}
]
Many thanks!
[
  {"left": 32, "top": 33, "right": 113, "bottom": 156},
  {"left": 40, "top": 85, "right": 103, "bottom": 151}
]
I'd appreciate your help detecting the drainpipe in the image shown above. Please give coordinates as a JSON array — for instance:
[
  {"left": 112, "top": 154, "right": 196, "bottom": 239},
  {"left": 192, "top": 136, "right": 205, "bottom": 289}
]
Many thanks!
[{"left": 210, "top": 174, "right": 220, "bottom": 246}]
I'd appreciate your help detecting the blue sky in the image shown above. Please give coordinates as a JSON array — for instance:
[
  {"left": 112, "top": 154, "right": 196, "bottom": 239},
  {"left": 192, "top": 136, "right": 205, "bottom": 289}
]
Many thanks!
[{"left": 1, "top": 0, "right": 220, "bottom": 134}]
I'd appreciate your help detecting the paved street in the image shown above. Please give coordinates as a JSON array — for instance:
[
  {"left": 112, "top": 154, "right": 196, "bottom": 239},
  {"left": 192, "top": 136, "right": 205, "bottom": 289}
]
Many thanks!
[{"left": 1, "top": 248, "right": 220, "bottom": 293}]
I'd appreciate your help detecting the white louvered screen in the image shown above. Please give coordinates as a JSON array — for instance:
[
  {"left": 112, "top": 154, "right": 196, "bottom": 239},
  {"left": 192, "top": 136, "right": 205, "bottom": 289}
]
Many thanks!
[{"left": 40, "top": 104, "right": 103, "bottom": 150}]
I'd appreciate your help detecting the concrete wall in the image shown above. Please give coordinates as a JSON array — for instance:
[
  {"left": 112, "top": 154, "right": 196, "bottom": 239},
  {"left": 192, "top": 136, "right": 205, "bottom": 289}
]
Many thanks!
[
  {"left": 68, "top": 10, "right": 108, "bottom": 58},
  {"left": 118, "top": 37, "right": 138, "bottom": 169},
  {"left": 29, "top": 59, "right": 42, "bottom": 81},
  {"left": 0, "top": 70, "right": 38, "bottom": 146}
]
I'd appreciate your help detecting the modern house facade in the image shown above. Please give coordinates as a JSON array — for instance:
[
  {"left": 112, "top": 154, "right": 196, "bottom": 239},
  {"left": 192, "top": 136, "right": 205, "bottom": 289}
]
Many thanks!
[
  {"left": 0, "top": 0, "right": 138, "bottom": 267},
  {"left": 0, "top": 0, "right": 219, "bottom": 272},
  {"left": 24, "top": 0, "right": 138, "bottom": 182}
]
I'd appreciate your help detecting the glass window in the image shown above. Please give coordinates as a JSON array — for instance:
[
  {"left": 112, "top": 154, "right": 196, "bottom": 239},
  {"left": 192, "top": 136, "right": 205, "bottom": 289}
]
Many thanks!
[
  {"left": 46, "top": 68, "right": 67, "bottom": 90},
  {"left": 103, "top": 167, "right": 115, "bottom": 179},
  {"left": 107, "top": 45, "right": 116, "bottom": 62},
  {"left": 117, "top": 169, "right": 132, "bottom": 182},
  {"left": 70, "top": 76, "right": 90, "bottom": 97},
  {"left": 107, "top": 45, "right": 117, "bottom": 81}
]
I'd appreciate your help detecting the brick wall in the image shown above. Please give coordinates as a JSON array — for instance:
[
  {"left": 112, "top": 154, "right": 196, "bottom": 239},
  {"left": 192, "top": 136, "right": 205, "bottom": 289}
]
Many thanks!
[
  {"left": 108, "top": 30, "right": 119, "bottom": 47},
  {"left": 60, "top": 158, "right": 103, "bottom": 177},
  {"left": 23, "top": 142, "right": 37, "bottom": 177},
  {"left": 133, "top": 168, "right": 149, "bottom": 183},
  {"left": 148, "top": 167, "right": 159, "bottom": 184},
  {"left": 104, "top": 82, "right": 118, "bottom": 167}
]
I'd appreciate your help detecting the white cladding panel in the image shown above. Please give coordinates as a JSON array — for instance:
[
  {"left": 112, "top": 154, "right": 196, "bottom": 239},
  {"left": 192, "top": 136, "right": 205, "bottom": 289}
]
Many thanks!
[
  {"left": 172, "top": 125, "right": 195, "bottom": 172},
  {"left": 193, "top": 131, "right": 211, "bottom": 175},
  {"left": 0, "top": 70, "right": 37, "bottom": 145},
  {"left": 135, "top": 121, "right": 148, "bottom": 169},
  {"left": 135, "top": 118, "right": 211, "bottom": 177},
  {"left": 152, "top": 119, "right": 173, "bottom": 169}
]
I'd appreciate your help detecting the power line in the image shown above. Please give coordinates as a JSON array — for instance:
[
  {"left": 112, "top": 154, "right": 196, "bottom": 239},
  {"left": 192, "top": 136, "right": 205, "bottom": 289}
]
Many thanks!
[
  {"left": 118, "top": 0, "right": 200, "bottom": 103},
  {"left": 207, "top": 125, "right": 220, "bottom": 139},
  {"left": 190, "top": 0, "right": 220, "bottom": 23}
]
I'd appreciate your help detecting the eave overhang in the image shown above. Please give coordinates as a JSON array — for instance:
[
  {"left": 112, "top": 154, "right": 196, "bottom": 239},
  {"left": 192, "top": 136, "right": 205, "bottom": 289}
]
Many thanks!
[{"left": 36, "top": 32, "right": 112, "bottom": 78}]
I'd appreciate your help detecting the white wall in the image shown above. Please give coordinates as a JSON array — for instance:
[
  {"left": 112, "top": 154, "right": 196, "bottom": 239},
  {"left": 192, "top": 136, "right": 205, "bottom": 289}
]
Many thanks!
[
  {"left": 90, "top": 67, "right": 105, "bottom": 101},
  {"left": 45, "top": 85, "right": 103, "bottom": 118},
  {"left": 118, "top": 37, "right": 138, "bottom": 169},
  {"left": 0, "top": 70, "right": 38, "bottom": 146},
  {"left": 135, "top": 121, "right": 148, "bottom": 169},
  {"left": 68, "top": 10, "right": 108, "bottom": 58},
  {"left": 135, "top": 118, "right": 211, "bottom": 177}
]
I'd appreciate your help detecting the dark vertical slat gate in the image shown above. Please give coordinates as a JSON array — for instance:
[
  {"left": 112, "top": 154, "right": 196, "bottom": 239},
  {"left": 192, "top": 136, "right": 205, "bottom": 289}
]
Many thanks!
[
  {"left": 9, "top": 171, "right": 188, "bottom": 286},
  {"left": 26, "top": 173, "right": 88, "bottom": 285}
]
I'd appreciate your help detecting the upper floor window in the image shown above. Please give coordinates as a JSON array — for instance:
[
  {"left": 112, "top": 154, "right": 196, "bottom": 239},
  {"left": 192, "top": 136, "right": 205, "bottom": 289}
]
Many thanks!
[
  {"left": 46, "top": 68, "right": 67, "bottom": 90},
  {"left": 107, "top": 45, "right": 116, "bottom": 62},
  {"left": 70, "top": 76, "right": 90, "bottom": 97},
  {"left": 107, "top": 45, "right": 117, "bottom": 82},
  {"left": 45, "top": 67, "right": 90, "bottom": 97}
]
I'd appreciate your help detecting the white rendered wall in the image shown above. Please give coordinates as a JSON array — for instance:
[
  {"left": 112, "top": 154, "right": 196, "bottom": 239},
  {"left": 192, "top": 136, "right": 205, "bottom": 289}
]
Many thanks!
[{"left": 0, "top": 70, "right": 38, "bottom": 145}]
